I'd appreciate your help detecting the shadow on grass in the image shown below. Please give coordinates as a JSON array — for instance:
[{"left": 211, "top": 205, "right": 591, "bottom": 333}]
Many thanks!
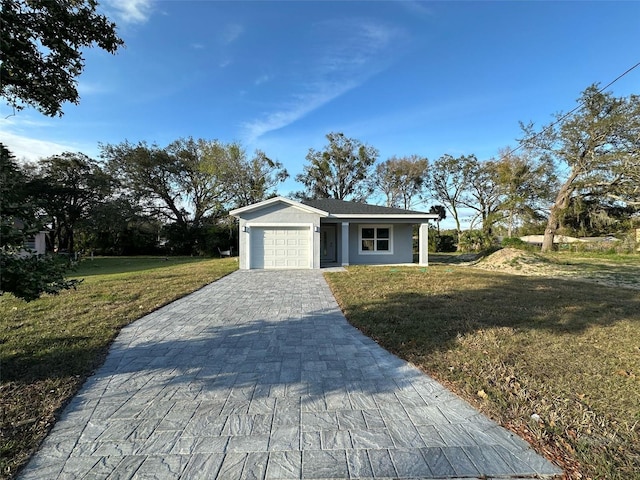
[{"left": 327, "top": 269, "right": 640, "bottom": 357}]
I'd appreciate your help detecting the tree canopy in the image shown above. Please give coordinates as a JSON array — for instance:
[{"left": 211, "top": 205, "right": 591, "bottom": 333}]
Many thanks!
[
  {"left": 521, "top": 85, "right": 640, "bottom": 251},
  {"left": 0, "top": 144, "right": 79, "bottom": 301},
  {"left": 0, "top": 0, "right": 124, "bottom": 116},
  {"left": 373, "top": 155, "right": 428, "bottom": 210},
  {"left": 295, "top": 132, "right": 378, "bottom": 201}
]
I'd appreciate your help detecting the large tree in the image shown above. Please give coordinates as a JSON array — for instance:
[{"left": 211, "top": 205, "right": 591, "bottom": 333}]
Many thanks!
[
  {"left": 0, "top": 0, "right": 124, "bottom": 116},
  {"left": 521, "top": 85, "right": 640, "bottom": 251},
  {"left": 295, "top": 132, "right": 378, "bottom": 201},
  {"left": 102, "top": 138, "right": 226, "bottom": 228},
  {"left": 0, "top": 144, "right": 78, "bottom": 301},
  {"left": 493, "top": 147, "right": 556, "bottom": 237},
  {"left": 372, "top": 155, "right": 428, "bottom": 210},
  {"left": 27, "top": 152, "right": 114, "bottom": 254},
  {"left": 224, "top": 147, "right": 289, "bottom": 208},
  {"left": 428, "top": 154, "right": 476, "bottom": 236},
  {"left": 459, "top": 158, "right": 502, "bottom": 234}
]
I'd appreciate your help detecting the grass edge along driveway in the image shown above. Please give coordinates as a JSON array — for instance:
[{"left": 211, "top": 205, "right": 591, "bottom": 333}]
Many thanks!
[
  {"left": 325, "top": 264, "right": 640, "bottom": 480},
  {"left": 0, "top": 256, "right": 238, "bottom": 480}
]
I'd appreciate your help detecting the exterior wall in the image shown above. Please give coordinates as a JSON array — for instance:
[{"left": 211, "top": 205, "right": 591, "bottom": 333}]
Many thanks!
[
  {"left": 347, "top": 223, "right": 413, "bottom": 265},
  {"left": 237, "top": 203, "right": 321, "bottom": 269}
]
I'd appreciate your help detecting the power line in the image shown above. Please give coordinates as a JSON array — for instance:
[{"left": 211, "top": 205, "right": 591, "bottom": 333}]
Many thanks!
[{"left": 499, "top": 60, "right": 640, "bottom": 160}]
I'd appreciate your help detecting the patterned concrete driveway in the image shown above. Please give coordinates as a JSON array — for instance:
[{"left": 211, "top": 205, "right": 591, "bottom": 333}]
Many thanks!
[{"left": 19, "top": 270, "right": 561, "bottom": 479}]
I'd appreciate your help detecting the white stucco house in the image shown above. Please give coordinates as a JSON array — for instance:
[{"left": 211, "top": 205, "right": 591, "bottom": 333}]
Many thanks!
[{"left": 229, "top": 197, "right": 439, "bottom": 269}]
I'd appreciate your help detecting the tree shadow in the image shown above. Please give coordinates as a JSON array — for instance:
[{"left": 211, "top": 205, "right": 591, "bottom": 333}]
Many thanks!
[{"left": 336, "top": 272, "right": 640, "bottom": 358}]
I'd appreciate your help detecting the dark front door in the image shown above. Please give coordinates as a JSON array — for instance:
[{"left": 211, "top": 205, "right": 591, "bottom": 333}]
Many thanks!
[{"left": 320, "top": 225, "right": 337, "bottom": 263}]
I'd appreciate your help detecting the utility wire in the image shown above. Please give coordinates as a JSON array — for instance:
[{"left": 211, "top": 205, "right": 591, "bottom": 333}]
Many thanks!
[{"left": 499, "top": 60, "right": 640, "bottom": 159}]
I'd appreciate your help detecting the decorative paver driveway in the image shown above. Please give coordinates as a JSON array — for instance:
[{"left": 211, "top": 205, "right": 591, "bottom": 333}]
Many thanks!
[{"left": 19, "top": 270, "right": 562, "bottom": 479}]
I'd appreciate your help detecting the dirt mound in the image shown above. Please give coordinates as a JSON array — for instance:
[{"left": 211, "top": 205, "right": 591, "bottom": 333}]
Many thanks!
[
  {"left": 473, "top": 248, "right": 555, "bottom": 275},
  {"left": 472, "top": 248, "right": 640, "bottom": 290}
]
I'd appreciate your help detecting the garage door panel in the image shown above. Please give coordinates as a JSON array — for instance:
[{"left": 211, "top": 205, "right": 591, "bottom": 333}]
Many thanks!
[{"left": 250, "top": 227, "right": 311, "bottom": 269}]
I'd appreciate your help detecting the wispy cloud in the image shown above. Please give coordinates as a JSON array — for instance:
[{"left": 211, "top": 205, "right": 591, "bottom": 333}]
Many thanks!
[
  {"left": 190, "top": 43, "right": 205, "bottom": 50},
  {"left": 221, "top": 23, "right": 244, "bottom": 44},
  {"left": 1, "top": 117, "right": 95, "bottom": 162},
  {"left": 77, "top": 81, "right": 110, "bottom": 96},
  {"left": 241, "top": 19, "right": 403, "bottom": 141},
  {"left": 0, "top": 130, "right": 81, "bottom": 162},
  {"left": 254, "top": 74, "right": 272, "bottom": 86},
  {"left": 397, "top": 0, "right": 433, "bottom": 16},
  {"left": 106, "top": 0, "right": 154, "bottom": 24}
]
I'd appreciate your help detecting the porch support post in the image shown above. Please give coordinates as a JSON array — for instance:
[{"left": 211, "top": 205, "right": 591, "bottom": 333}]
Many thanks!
[
  {"left": 418, "top": 222, "right": 429, "bottom": 266},
  {"left": 341, "top": 222, "right": 350, "bottom": 266}
]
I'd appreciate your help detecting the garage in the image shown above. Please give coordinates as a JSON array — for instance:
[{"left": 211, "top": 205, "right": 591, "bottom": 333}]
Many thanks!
[{"left": 250, "top": 226, "right": 311, "bottom": 269}]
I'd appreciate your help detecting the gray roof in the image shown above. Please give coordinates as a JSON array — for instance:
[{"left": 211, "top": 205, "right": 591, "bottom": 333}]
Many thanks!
[{"left": 300, "top": 198, "right": 428, "bottom": 215}]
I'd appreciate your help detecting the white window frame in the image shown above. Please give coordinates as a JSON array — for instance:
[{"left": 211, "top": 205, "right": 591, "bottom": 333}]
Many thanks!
[{"left": 358, "top": 224, "right": 393, "bottom": 255}]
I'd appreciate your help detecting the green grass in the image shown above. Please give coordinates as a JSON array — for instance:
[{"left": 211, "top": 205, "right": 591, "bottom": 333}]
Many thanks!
[
  {"left": 325, "top": 262, "right": 640, "bottom": 480},
  {"left": 0, "top": 256, "right": 238, "bottom": 479}
]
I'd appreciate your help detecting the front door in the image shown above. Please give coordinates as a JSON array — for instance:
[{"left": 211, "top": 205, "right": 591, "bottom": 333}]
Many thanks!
[{"left": 320, "top": 225, "right": 337, "bottom": 263}]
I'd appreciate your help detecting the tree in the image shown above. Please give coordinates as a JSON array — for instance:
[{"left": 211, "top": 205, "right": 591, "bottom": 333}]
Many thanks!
[
  {"left": 493, "top": 147, "right": 556, "bottom": 237},
  {"left": 0, "top": 0, "right": 124, "bottom": 116},
  {"left": 428, "top": 205, "right": 446, "bottom": 234},
  {"left": 459, "top": 158, "right": 502, "bottom": 235},
  {"left": 225, "top": 148, "right": 289, "bottom": 208},
  {"left": 102, "top": 138, "right": 287, "bottom": 254},
  {"left": 521, "top": 85, "right": 640, "bottom": 251},
  {"left": 372, "top": 155, "right": 428, "bottom": 210},
  {"left": 295, "top": 132, "right": 378, "bottom": 201},
  {"left": 27, "top": 152, "right": 114, "bottom": 254},
  {"left": 428, "top": 154, "right": 476, "bottom": 237},
  {"left": 0, "top": 144, "right": 78, "bottom": 301}
]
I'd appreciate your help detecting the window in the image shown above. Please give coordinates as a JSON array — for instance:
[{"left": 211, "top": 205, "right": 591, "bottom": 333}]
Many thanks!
[{"left": 359, "top": 225, "right": 393, "bottom": 254}]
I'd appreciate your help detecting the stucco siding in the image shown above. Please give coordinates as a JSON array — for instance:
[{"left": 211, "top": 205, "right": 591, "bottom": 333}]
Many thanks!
[
  {"left": 236, "top": 203, "right": 321, "bottom": 269},
  {"left": 347, "top": 223, "right": 413, "bottom": 265}
]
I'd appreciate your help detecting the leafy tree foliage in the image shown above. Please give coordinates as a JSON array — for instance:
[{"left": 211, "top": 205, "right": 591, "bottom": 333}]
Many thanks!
[
  {"left": 428, "top": 205, "right": 446, "bottom": 234},
  {"left": 26, "top": 152, "right": 114, "bottom": 254},
  {"left": 102, "top": 137, "right": 287, "bottom": 254},
  {"left": 0, "top": 0, "right": 124, "bottom": 116},
  {"left": 295, "top": 132, "right": 378, "bottom": 201},
  {"left": 458, "top": 158, "right": 502, "bottom": 234},
  {"left": 428, "top": 154, "right": 476, "bottom": 236},
  {"left": 521, "top": 85, "right": 640, "bottom": 251},
  {"left": 0, "top": 144, "right": 78, "bottom": 301},
  {"left": 493, "top": 148, "right": 556, "bottom": 237},
  {"left": 372, "top": 155, "right": 428, "bottom": 209},
  {"left": 222, "top": 148, "right": 288, "bottom": 208},
  {"left": 76, "top": 196, "right": 161, "bottom": 255}
]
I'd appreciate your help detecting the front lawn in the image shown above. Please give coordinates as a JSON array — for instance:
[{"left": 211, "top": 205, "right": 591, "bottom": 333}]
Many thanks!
[
  {"left": 0, "top": 256, "right": 238, "bottom": 479},
  {"left": 325, "top": 262, "right": 640, "bottom": 479}
]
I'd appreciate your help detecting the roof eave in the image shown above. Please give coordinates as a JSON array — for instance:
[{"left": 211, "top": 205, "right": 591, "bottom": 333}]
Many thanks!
[
  {"left": 229, "top": 196, "right": 329, "bottom": 217},
  {"left": 328, "top": 213, "right": 440, "bottom": 220}
]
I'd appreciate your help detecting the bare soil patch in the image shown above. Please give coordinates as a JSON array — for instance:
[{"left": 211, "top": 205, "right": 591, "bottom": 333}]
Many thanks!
[{"left": 473, "top": 248, "right": 640, "bottom": 290}]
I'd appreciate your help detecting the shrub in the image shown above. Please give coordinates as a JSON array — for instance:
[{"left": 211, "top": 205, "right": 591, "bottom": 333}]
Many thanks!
[{"left": 458, "top": 230, "right": 495, "bottom": 253}]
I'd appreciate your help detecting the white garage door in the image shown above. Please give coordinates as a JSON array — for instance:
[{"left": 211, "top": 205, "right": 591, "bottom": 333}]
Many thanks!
[{"left": 250, "top": 227, "right": 311, "bottom": 269}]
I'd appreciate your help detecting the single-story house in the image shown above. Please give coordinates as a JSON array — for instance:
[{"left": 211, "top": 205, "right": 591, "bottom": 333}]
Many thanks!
[{"left": 229, "top": 196, "right": 439, "bottom": 269}]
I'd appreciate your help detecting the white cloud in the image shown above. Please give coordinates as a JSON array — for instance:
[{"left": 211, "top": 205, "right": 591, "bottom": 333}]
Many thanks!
[
  {"left": 0, "top": 130, "right": 80, "bottom": 162},
  {"left": 77, "top": 81, "right": 110, "bottom": 96},
  {"left": 0, "top": 117, "right": 96, "bottom": 162},
  {"left": 190, "top": 43, "right": 205, "bottom": 50},
  {"left": 241, "top": 19, "right": 403, "bottom": 141},
  {"left": 254, "top": 74, "right": 272, "bottom": 86},
  {"left": 106, "top": 0, "right": 154, "bottom": 24},
  {"left": 221, "top": 23, "right": 244, "bottom": 44}
]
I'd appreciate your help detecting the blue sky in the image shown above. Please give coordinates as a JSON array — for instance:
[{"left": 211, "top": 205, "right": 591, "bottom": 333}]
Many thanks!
[{"left": 2, "top": 0, "right": 639, "bottom": 221}]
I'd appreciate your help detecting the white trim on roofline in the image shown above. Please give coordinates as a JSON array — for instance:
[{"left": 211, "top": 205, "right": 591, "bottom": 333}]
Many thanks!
[
  {"left": 230, "top": 196, "right": 328, "bottom": 217},
  {"left": 328, "top": 213, "right": 440, "bottom": 220}
]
